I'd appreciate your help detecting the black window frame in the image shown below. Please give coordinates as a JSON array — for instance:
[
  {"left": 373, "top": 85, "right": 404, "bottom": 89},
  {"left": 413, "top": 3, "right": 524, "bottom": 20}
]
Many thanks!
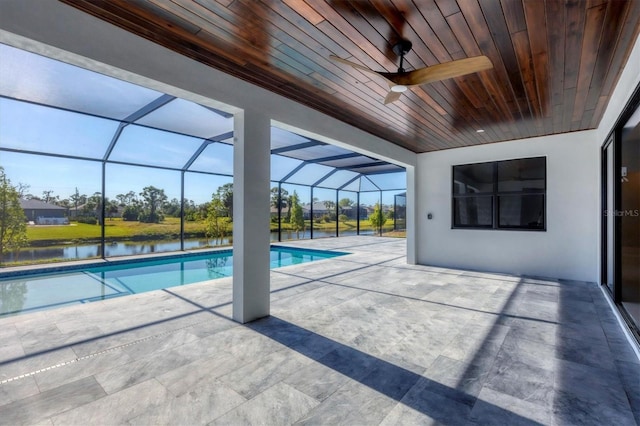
[{"left": 452, "top": 157, "right": 546, "bottom": 231}]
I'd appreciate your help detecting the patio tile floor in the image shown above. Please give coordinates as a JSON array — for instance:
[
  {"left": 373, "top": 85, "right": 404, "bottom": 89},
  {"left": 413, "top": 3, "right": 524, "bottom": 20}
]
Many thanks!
[{"left": 0, "top": 236, "right": 638, "bottom": 425}]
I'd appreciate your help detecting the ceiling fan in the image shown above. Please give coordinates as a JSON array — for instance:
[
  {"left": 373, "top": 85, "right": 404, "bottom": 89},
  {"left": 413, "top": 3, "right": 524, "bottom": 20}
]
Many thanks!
[{"left": 330, "top": 40, "right": 493, "bottom": 104}]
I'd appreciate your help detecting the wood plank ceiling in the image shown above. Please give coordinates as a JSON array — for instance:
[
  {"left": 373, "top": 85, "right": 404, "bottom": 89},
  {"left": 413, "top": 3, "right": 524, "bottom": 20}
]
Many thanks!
[{"left": 61, "top": 0, "right": 640, "bottom": 153}]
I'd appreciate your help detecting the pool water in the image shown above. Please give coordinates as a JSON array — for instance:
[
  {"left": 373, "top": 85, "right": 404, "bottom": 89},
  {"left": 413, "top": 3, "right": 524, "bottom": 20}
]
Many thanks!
[{"left": 0, "top": 246, "right": 346, "bottom": 317}]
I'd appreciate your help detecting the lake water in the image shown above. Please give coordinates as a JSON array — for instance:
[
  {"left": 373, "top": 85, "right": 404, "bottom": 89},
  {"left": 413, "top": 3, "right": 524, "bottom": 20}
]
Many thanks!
[{"left": 6, "top": 229, "right": 364, "bottom": 263}]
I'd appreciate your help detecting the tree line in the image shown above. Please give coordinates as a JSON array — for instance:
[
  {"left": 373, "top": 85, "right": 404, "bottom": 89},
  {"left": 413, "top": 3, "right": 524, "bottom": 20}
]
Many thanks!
[
  {"left": 14, "top": 181, "right": 235, "bottom": 225},
  {"left": 1, "top": 164, "right": 390, "bottom": 263},
  {"left": 0, "top": 167, "right": 28, "bottom": 263}
]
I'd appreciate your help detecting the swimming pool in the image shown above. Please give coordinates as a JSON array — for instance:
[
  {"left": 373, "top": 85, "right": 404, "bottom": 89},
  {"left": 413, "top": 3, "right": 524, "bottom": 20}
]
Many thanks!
[{"left": 0, "top": 246, "right": 347, "bottom": 317}]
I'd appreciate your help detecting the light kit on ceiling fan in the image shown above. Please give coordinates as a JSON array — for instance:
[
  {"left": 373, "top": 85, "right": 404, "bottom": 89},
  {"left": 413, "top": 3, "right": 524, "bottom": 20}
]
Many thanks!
[
  {"left": 330, "top": 39, "right": 493, "bottom": 105},
  {"left": 390, "top": 85, "right": 408, "bottom": 93}
]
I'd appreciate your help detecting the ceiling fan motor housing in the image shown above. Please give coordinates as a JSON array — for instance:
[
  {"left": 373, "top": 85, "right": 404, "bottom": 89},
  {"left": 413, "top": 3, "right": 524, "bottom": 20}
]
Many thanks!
[
  {"left": 392, "top": 39, "right": 413, "bottom": 57},
  {"left": 392, "top": 40, "right": 412, "bottom": 73}
]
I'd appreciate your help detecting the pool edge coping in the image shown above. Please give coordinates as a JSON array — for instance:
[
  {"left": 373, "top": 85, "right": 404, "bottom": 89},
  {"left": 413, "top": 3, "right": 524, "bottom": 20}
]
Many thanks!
[{"left": 0, "top": 244, "right": 350, "bottom": 279}]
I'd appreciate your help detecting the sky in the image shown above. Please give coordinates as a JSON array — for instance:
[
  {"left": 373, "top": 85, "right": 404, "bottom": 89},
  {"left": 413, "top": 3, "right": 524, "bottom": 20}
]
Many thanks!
[
  {"left": 0, "top": 95, "right": 405, "bottom": 205},
  {"left": 2, "top": 146, "right": 404, "bottom": 206},
  {"left": 0, "top": 43, "right": 405, "bottom": 206}
]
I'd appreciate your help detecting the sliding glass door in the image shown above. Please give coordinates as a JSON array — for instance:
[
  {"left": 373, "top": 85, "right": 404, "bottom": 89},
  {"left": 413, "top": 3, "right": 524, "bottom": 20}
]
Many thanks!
[
  {"left": 602, "top": 89, "right": 640, "bottom": 338},
  {"left": 603, "top": 138, "right": 615, "bottom": 294},
  {"left": 620, "top": 105, "right": 640, "bottom": 329}
]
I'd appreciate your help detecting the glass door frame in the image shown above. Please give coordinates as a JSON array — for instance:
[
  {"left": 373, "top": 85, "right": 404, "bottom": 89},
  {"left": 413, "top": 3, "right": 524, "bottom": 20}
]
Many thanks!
[
  {"left": 601, "top": 135, "right": 621, "bottom": 301},
  {"left": 601, "top": 83, "right": 640, "bottom": 340}
]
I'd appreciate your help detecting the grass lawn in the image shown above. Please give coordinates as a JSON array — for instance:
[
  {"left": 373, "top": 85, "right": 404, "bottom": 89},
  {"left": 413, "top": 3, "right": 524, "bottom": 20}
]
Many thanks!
[
  {"left": 26, "top": 217, "right": 402, "bottom": 245},
  {"left": 26, "top": 217, "right": 213, "bottom": 243},
  {"left": 27, "top": 222, "right": 103, "bottom": 241}
]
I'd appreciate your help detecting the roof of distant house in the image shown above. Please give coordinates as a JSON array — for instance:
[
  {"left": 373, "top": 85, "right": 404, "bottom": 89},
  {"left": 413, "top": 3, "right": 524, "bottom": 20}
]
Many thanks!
[
  {"left": 302, "top": 202, "right": 334, "bottom": 211},
  {"left": 269, "top": 205, "right": 291, "bottom": 214},
  {"left": 19, "top": 199, "right": 66, "bottom": 210},
  {"left": 68, "top": 203, "right": 89, "bottom": 211}
]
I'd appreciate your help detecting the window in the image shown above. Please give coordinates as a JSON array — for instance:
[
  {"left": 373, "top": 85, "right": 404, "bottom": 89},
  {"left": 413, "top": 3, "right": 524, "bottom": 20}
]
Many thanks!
[{"left": 452, "top": 157, "right": 546, "bottom": 230}]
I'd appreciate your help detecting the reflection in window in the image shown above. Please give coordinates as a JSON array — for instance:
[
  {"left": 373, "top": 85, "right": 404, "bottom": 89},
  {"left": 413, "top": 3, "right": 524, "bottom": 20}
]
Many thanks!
[
  {"left": 452, "top": 157, "right": 546, "bottom": 230},
  {"left": 453, "top": 196, "right": 493, "bottom": 228},
  {"left": 497, "top": 157, "right": 545, "bottom": 192},
  {"left": 498, "top": 195, "right": 544, "bottom": 229},
  {"left": 453, "top": 162, "right": 494, "bottom": 194}
]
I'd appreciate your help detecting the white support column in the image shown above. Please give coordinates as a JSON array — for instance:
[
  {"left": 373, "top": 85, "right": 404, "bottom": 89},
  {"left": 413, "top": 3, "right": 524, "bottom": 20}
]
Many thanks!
[
  {"left": 406, "top": 165, "right": 417, "bottom": 264},
  {"left": 233, "top": 109, "right": 271, "bottom": 323}
]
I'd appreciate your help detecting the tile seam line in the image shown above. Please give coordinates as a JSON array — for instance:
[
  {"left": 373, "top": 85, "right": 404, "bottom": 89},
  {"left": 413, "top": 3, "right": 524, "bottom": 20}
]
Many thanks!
[{"left": 0, "top": 317, "right": 212, "bottom": 386}]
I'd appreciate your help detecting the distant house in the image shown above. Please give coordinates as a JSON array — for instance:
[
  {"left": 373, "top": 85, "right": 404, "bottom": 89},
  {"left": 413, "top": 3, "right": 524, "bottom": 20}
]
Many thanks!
[
  {"left": 270, "top": 202, "right": 370, "bottom": 220},
  {"left": 68, "top": 202, "right": 96, "bottom": 218},
  {"left": 19, "top": 199, "right": 68, "bottom": 225},
  {"left": 361, "top": 206, "right": 373, "bottom": 219},
  {"left": 337, "top": 205, "right": 370, "bottom": 219},
  {"left": 271, "top": 202, "right": 336, "bottom": 220},
  {"left": 302, "top": 202, "right": 332, "bottom": 220},
  {"left": 68, "top": 203, "right": 88, "bottom": 218},
  {"left": 270, "top": 205, "right": 291, "bottom": 218},
  {"left": 69, "top": 203, "right": 122, "bottom": 219}
]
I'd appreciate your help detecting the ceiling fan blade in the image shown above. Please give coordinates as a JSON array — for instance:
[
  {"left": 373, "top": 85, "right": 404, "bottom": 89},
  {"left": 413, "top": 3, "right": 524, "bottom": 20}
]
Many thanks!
[
  {"left": 386, "top": 56, "right": 493, "bottom": 86},
  {"left": 329, "top": 55, "right": 393, "bottom": 83},
  {"left": 383, "top": 90, "right": 403, "bottom": 104},
  {"left": 329, "top": 55, "right": 378, "bottom": 74}
]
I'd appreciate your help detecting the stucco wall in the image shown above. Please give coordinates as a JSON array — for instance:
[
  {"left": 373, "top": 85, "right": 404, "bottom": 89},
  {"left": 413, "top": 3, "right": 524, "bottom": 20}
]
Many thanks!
[
  {"left": 416, "top": 131, "right": 600, "bottom": 281},
  {"left": 414, "top": 33, "right": 639, "bottom": 282}
]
